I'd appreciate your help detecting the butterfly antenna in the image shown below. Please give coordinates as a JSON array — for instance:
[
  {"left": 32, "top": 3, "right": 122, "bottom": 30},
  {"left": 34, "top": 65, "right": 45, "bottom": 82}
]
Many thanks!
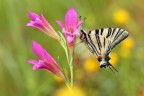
[
  {"left": 80, "top": 17, "right": 87, "bottom": 29},
  {"left": 83, "top": 17, "right": 87, "bottom": 27},
  {"left": 79, "top": 16, "right": 82, "bottom": 20}
]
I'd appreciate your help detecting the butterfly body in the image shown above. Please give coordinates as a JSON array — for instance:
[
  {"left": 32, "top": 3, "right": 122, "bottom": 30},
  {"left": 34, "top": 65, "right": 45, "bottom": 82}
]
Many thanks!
[{"left": 80, "top": 28, "right": 128, "bottom": 71}]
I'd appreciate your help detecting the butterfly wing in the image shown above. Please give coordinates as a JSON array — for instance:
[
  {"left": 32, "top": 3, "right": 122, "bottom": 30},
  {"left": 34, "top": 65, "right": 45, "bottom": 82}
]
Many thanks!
[
  {"left": 87, "top": 28, "right": 128, "bottom": 55},
  {"left": 108, "top": 28, "right": 128, "bottom": 50},
  {"left": 80, "top": 30, "right": 100, "bottom": 55},
  {"left": 88, "top": 29, "right": 110, "bottom": 56},
  {"left": 84, "top": 32, "right": 100, "bottom": 55}
]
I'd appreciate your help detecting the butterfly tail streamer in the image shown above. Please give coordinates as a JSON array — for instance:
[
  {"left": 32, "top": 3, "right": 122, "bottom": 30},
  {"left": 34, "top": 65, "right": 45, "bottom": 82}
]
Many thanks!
[{"left": 109, "top": 63, "right": 118, "bottom": 72}]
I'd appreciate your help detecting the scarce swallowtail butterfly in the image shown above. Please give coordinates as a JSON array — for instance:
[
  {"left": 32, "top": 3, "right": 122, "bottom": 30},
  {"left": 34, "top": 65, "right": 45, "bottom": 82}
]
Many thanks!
[{"left": 80, "top": 28, "right": 128, "bottom": 72}]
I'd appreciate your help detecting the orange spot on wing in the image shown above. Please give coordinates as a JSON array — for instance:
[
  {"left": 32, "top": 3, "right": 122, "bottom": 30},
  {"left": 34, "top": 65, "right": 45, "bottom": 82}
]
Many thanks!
[{"left": 98, "top": 56, "right": 103, "bottom": 59}]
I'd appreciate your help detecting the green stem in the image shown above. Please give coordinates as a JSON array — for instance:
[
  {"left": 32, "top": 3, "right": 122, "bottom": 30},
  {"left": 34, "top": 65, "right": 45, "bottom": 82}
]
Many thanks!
[
  {"left": 65, "top": 47, "right": 73, "bottom": 88},
  {"left": 69, "top": 55, "right": 73, "bottom": 88}
]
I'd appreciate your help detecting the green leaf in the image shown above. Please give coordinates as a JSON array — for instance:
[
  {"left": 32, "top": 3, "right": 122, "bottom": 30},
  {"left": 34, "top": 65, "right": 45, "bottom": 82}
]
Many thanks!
[{"left": 57, "top": 31, "right": 69, "bottom": 62}]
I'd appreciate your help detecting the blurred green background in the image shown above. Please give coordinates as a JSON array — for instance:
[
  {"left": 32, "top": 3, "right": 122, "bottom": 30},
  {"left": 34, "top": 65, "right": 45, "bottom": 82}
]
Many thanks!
[{"left": 0, "top": 0, "right": 144, "bottom": 96}]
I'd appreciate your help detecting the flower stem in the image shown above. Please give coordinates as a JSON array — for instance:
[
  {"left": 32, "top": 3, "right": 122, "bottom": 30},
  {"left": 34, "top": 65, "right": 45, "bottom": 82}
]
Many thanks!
[{"left": 69, "top": 55, "right": 73, "bottom": 88}]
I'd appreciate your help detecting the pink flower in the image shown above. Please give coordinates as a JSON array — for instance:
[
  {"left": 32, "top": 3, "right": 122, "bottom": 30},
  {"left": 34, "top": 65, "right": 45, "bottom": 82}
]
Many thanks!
[
  {"left": 56, "top": 7, "right": 83, "bottom": 45},
  {"left": 27, "top": 12, "right": 60, "bottom": 41},
  {"left": 28, "top": 41, "right": 64, "bottom": 79}
]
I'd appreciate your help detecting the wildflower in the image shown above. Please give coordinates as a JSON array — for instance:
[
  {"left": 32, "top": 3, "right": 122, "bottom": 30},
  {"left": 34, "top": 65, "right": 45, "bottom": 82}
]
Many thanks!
[
  {"left": 56, "top": 7, "right": 83, "bottom": 53},
  {"left": 27, "top": 41, "right": 64, "bottom": 79},
  {"left": 27, "top": 12, "right": 60, "bottom": 41},
  {"left": 84, "top": 57, "right": 99, "bottom": 73},
  {"left": 54, "top": 85, "right": 85, "bottom": 96},
  {"left": 113, "top": 9, "right": 130, "bottom": 25}
]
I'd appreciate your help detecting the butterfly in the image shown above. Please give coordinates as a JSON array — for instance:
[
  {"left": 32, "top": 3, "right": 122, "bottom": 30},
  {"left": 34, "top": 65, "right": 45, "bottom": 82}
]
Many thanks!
[{"left": 79, "top": 28, "right": 129, "bottom": 72}]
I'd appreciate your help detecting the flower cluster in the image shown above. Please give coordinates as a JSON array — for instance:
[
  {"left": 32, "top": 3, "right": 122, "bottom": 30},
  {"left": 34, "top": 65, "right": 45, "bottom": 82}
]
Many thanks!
[{"left": 27, "top": 7, "right": 83, "bottom": 90}]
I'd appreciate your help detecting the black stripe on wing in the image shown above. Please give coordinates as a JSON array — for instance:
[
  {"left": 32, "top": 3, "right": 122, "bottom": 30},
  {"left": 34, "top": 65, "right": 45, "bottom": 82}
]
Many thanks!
[
  {"left": 80, "top": 31, "right": 95, "bottom": 54},
  {"left": 96, "top": 35, "right": 102, "bottom": 51},
  {"left": 95, "top": 29, "right": 99, "bottom": 35},
  {"left": 101, "top": 29, "right": 104, "bottom": 35},
  {"left": 95, "top": 29, "right": 103, "bottom": 52},
  {"left": 95, "top": 28, "right": 111, "bottom": 55},
  {"left": 106, "top": 28, "right": 112, "bottom": 38},
  {"left": 110, "top": 28, "right": 128, "bottom": 50},
  {"left": 103, "top": 37, "right": 106, "bottom": 48},
  {"left": 113, "top": 28, "right": 124, "bottom": 41},
  {"left": 111, "top": 28, "right": 116, "bottom": 37},
  {"left": 93, "top": 28, "right": 128, "bottom": 55},
  {"left": 87, "top": 31, "right": 100, "bottom": 55},
  {"left": 107, "top": 40, "right": 112, "bottom": 55}
]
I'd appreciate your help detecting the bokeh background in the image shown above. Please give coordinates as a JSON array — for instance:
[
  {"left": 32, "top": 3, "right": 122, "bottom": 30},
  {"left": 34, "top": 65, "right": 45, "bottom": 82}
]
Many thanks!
[{"left": 0, "top": 0, "right": 144, "bottom": 96}]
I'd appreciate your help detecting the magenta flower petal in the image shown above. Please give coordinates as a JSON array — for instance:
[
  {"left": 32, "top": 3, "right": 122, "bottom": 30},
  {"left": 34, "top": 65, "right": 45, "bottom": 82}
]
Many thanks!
[
  {"left": 56, "top": 20, "right": 65, "bottom": 28},
  {"left": 32, "top": 60, "right": 45, "bottom": 70},
  {"left": 73, "top": 29, "right": 79, "bottom": 35},
  {"left": 77, "top": 20, "right": 83, "bottom": 28},
  {"left": 41, "top": 14, "right": 49, "bottom": 26},
  {"left": 32, "top": 41, "right": 58, "bottom": 66},
  {"left": 26, "top": 22, "right": 33, "bottom": 26},
  {"left": 41, "top": 14, "right": 54, "bottom": 30},
  {"left": 43, "top": 49, "right": 58, "bottom": 67},
  {"left": 29, "top": 12, "right": 40, "bottom": 21},
  {"left": 28, "top": 59, "right": 46, "bottom": 70},
  {"left": 32, "top": 41, "right": 45, "bottom": 60},
  {"left": 65, "top": 7, "right": 78, "bottom": 28},
  {"left": 66, "top": 35, "right": 75, "bottom": 43},
  {"left": 27, "top": 59, "right": 38, "bottom": 65},
  {"left": 26, "top": 22, "right": 44, "bottom": 31}
]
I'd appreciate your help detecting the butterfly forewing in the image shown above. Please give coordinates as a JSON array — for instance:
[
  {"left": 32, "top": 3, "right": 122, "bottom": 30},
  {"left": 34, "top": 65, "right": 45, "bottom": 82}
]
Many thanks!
[
  {"left": 88, "top": 30, "right": 101, "bottom": 55},
  {"left": 86, "top": 32, "right": 100, "bottom": 55}
]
